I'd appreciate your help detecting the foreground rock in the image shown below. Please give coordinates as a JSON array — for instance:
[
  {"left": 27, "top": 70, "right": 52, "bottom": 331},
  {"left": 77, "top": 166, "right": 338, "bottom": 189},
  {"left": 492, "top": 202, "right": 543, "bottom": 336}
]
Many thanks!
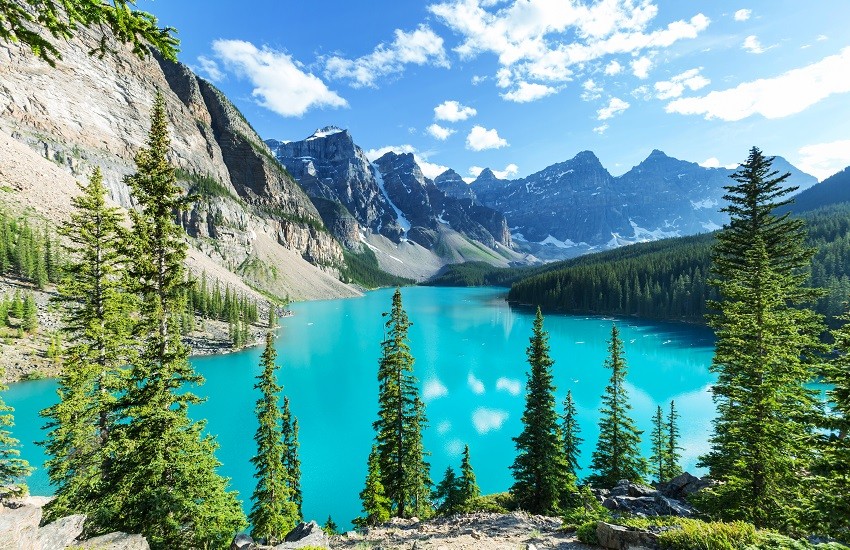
[
  {"left": 596, "top": 521, "right": 660, "bottom": 550},
  {"left": 596, "top": 477, "right": 701, "bottom": 518}
]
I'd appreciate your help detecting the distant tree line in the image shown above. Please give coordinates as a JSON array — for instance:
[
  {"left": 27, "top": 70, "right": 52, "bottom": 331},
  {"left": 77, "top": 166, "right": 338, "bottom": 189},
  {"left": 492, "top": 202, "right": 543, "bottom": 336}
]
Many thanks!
[{"left": 0, "top": 211, "right": 62, "bottom": 289}]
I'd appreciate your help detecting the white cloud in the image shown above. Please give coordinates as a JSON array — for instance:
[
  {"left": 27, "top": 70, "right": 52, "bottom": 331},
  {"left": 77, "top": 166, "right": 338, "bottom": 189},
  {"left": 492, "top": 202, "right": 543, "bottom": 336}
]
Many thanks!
[
  {"left": 429, "top": 0, "right": 709, "bottom": 91},
  {"left": 666, "top": 47, "right": 850, "bottom": 121},
  {"left": 472, "top": 407, "right": 509, "bottom": 434},
  {"left": 593, "top": 123, "right": 609, "bottom": 134},
  {"left": 631, "top": 56, "right": 653, "bottom": 79},
  {"left": 466, "top": 125, "right": 509, "bottom": 151},
  {"left": 654, "top": 68, "right": 710, "bottom": 99},
  {"left": 502, "top": 81, "right": 558, "bottom": 103},
  {"left": 437, "top": 420, "right": 452, "bottom": 434},
  {"left": 798, "top": 140, "right": 850, "bottom": 181},
  {"left": 631, "top": 84, "right": 652, "bottom": 100},
  {"left": 742, "top": 35, "right": 767, "bottom": 54},
  {"left": 467, "top": 372, "right": 485, "bottom": 394},
  {"left": 427, "top": 123, "right": 456, "bottom": 140},
  {"left": 581, "top": 78, "right": 603, "bottom": 101},
  {"left": 733, "top": 9, "right": 751, "bottom": 22},
  {"left": 196, "top": 55, "right": 224, "bottom": 82},
  {"left": 446, "top": 438, "right": 465, "bottom": 455},
  {"left": 434, "top": 100, "right": 477, "bottom": 121},
  {"left": 423, "top": 378, "right": 449, "bottom": 400},
  {"left": 325, "top": 25, "right": 448, "bottom": 88},
  {"left": 211, "top": 40, "right": 348, "bottom": 117},
  {"left": 604, "top": 60, "right": 623, "bottom": 75},
  {"left": 364, "top": 144, "right": 449, "bottom": 179},
  {"left": 496, "top": 377, "right": 522, "bottom": 396},
  {"left": 699, "top": 157, "right": 721, "bottom": 168},
  {"left": 471, "top": 75, "right": 488, "bottom": 85},
  {"left": 597, "top": 97, "right": 630, "bottom": 120},
  {"left": 469, "top": 163, "right": 519, "bottom": 179},
  {"left": 817, "top": 34, "right": 828, "bottom": 41}
]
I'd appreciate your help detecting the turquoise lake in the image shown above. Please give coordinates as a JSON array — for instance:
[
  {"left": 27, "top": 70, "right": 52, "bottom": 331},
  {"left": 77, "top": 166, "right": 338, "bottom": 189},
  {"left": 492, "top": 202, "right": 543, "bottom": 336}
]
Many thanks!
[{"left": 4, "top": 286, "right": 716, "bottom": 528}]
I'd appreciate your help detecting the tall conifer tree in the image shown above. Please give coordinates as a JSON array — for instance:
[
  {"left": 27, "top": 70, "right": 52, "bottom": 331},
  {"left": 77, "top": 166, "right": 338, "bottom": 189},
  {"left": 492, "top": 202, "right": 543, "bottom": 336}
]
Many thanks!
[
  {"left": 0, "top": 368, "right": 31, "bottom": 496},
  {"left": 588, "top": 324, "right": 647, "bottom": 487},
  {"left": 664, "top": 400, "right": 682, "bottom": 482},
  {"left": 282, "top": 396, "right": 302, "bottom": 521},
  {"left": 249, "top": 332, "right": 297, "bottom": 543},
  {"left": 562, "top": 390, "right": 583, "bottom": 477},
  {"left": 373, "top": 289, "right": 431, "bottom": 518},
  {"left": 458, "top": 444, "right": 480, "bottom": 509},
  {"left": 105, "top": 92, "right": 245, "bottom": 548},
  {"left": 40, "top": 167, "right": 134, "bottom": 524},
  {"left": 510, "top": 307, "right": 575, "bottom": 514},
  {"left": 354, "top": 445, "right": 391, "bottom": 527},
  {"left": 698, "top": 147, "right": 823, "bottom": 529},
  {"left": 650, "top": 406, "right": 666, "bottom": 484}
]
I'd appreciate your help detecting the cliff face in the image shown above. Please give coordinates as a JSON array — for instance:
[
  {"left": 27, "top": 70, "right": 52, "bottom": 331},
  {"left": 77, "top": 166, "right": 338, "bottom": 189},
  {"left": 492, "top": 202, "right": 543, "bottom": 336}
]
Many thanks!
[{"left": 0, "top": 24, "right": 353, "bottom": 300}]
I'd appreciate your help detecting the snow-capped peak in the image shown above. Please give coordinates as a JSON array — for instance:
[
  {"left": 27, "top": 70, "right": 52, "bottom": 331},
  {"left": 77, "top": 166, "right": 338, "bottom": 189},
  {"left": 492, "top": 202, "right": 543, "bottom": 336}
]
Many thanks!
[{"left": 306, "top": 126, "right": 346, "bottom": 140}]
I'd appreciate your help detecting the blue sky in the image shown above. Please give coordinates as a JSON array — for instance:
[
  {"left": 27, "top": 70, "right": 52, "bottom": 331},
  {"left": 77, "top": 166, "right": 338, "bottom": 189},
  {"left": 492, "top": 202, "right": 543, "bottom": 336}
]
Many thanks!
[{"left": 137, "top": 0, "right": 850, "bottom": 181}]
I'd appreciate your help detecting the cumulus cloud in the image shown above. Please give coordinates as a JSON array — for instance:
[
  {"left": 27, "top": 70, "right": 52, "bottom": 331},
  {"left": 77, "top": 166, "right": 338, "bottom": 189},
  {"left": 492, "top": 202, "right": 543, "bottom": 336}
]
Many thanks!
[
  {"left": 597, "top": 97, "right": 630, "bottom": 120},
  {"left": 798, "top": 140, "right": 850, "bottom": 181},
  {"left": 631, "top": 56, "right": 653, "bottom": 79},
  {"left": 581, "top": 78, "right": 603, "bottom": 101},
  {"left": 196, "top": 55, "right": 224, "bottom": 82},
  {"left": 428, "top": 0, "right": 709, "bottom": 98},
  {"left": 666, "top": 47, "right": 850, "bottom": 121},
  {"left": 434, "top": 100, "right": 477, "bottom": 121},
  {"left": 654, "top": 68, "right": 710, "bottom": 99},
  {"left": 472, "top": 407, "right": 509, "bottom": 434},
  {"left": 364, "top": 144, "right": 449, "bottom": 179},
  {"left": 325, "top": 25, "right": 449, "bottom": 88},
  {"left": 742, "top": 35, "right": 767, "bottom": 54},
  {"left": 211, "top": 40, "right": 348, "bottom": 117},
  {"left": 423, "top": 378, "right": 449, "bottom": 400},
  {"left": 496, "top": 377, "right": 522, "bottom": 396},
  {"left": 466, "top": 125, "right": 509, "bottom": 151},
  {"left": 502, "top": 81, "right": 558, "bottom": 103},
  {"left": 604, "top": 59, "right": 623, "bottom": 75},
  {"left": 734, "top": 9, "right": 752, "bottom": 21},
  {"left": 593, "top": 123, "right": 609, "bottom": 134},
  {"left": 700, "top": 157, "right": 738, "bottom": 169},
  {"left": 467, "top": 372, "right": 485, "bottom": 394},
  {"left": 427, "top": 123, "right": 456, "bottom": 140},
  {"left": 469, "top": 164, "right": 519, "bottom": 179},
  {"left": 437, "top": 420, "right": 452, "bottom": 434}
]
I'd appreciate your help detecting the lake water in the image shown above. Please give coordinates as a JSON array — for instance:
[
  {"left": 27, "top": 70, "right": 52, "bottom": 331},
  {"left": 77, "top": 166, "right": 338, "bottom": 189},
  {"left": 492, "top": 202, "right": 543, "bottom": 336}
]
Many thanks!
[{"left": 4, "top": 286, "right": 716, "bottom": 529}]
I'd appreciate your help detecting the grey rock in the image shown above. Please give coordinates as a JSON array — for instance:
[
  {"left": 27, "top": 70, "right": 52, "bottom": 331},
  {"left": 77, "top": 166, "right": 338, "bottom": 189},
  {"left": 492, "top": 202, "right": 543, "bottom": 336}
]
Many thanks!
[
  {"left": 273, "top": 521, "right": 328, "bottom": 549},
  {"left": 74, "top": 531, "right": 150, "bottom": 549},
  {"left": 231, "top": 532, "right": 255, "bottom": 549},
  {"left": 596, "top": 521, "right": 659, "bottom": 550},
  {"left": 35, "top": 514, "right": 86, "bottom": 550},
  {"left": 0, "top": 499, "right": 43, "bottom": 549},
  {"left": 657, "top": 472, "right": 713, "bottom": 500}
]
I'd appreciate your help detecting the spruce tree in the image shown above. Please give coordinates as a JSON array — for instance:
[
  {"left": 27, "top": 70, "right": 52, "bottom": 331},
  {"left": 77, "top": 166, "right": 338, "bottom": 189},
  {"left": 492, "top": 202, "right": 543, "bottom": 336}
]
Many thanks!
[
  {"left": 22, "top": 293, "right": 37, "bottom": 332},
  {"left": 323, "top": 515, "right": 339, "bottom": 536},
  {"left": 282, "top": 396, "right": 302, "bottom": 521},
  {"left": 433, "top": 466, "right": 461, "bottom": 516},
  {"left": 649, "top": 406, "right": 666, "bottom": 484},
  {"left": 373, "top": 288, "right": 431, "bottom": 518},
  {"left": 0, "top": 368, "right": 31, "bottom": 497},
  {"left": 510, "top": 307, "right": 575, "bottom": 515},
  {"left": 698, "top": 147, "right": 823, "bottom": 529},
  {"left": 40, "top": 167, "right": 134, "bottom": 524},
  {"left": 457, "top": 444, "right": 480, "bottom": 510},
  {"left": 562, "top": 390, "right": 583, "bottom": 477},
  {"left": 588, "top": 324, "right": 647, "bottom": 487},
  {"left": 106, "top": 92, "right": 245, "bottom": 548},
  {"left": 249, "top": 333, "right": 296, "bottom": 543},
  {"left": 354, "top": 445, "right": 391, "bottom": 527},
  {"left": 664, "top": 400, "right": 682, "bottom": 482}
]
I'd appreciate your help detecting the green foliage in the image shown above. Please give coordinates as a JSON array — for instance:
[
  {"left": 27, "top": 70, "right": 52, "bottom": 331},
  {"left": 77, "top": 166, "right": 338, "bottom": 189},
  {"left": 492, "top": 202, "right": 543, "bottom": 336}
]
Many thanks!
[
  {"left": 510, "top": 307, "right": 576, "bottom": 515},
  {"left": 354, "top": 445, "right": 391, "bottom": 528},
  {"left": 576, "top": 521, "right": 599, "bottom": 545},
  {"left": 466, "top": 492, "right": 516, "bottom": 513},
  {"left": 177, "top": 169, "right": 240, "bottom": 203},
  {"left": 0, "top": 0, "right": 179, "bottom": 66},
  {"left": 457, "top": 445, "right": 480, "bottom": 509},
  {"left": 698, "top": 148, "right": 824, "bottom": 530},
  {"left": 340, "top": 248, "right": 413, "bottom": 289},
  {"left": 562, "top": 390, "right": 582, "bottom": 477},
  {"left": 433, "top": 466, "right": 462, "bottom": 516},
  {"left": 323, "top": 515, "right": 339, "bottom": 536},
  {"left": 665, "top": 401, "right": 683, "bottom": 482},
  {"left": 250, "top": 333, "right": 298, "bottom": 544},
  {"left": 562, "top": 485, "right": 611, "bottom": 527},
  {"left": 0, "top": 209, "right": 63, "bottom": 288},
  {"left": 281, "top": 396, "right": 302, "bottom": 520},
  {"left": 587, "top": 324, "right": 648, "bottom": 487},
  {"left": 373, "top": 289, "right": 431, "bottom": 518},
  {"left": 0, "top": 367, "right": 31, "bottom": 497},
  {"left": 656, "top": 519, "right": 758, "bottom": 550},
  {"left": 425, "top": 261, "right": 532, "bottom": 287}
]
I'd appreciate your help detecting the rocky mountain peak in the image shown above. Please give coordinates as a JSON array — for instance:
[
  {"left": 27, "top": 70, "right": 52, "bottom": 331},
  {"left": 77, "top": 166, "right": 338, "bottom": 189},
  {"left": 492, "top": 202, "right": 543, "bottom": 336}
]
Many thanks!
[{"left": 306, "top": 125, "right": 349, "bottom": 141}]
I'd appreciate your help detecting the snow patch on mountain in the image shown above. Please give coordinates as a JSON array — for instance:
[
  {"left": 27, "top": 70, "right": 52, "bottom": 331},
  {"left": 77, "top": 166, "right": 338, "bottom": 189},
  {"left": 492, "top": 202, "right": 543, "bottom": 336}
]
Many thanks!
[
  {"left": 307, "top": 126, "right": 345, "bottom": 140},
  {"left": 539, "top": 234, "right": 578, "bottom": 249},
  {"left": 372, "top": 163, "right": 411, "bottom": 237},
  {"left": 690, "top": 198, "right": 718, "bottom": 210}
]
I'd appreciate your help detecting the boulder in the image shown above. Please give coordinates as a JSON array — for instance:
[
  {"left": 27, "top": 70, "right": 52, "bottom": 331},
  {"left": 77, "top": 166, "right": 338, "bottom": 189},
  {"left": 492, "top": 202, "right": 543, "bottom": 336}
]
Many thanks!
[
  {"left": 609, "top": 480, "right": 658, "bottom": 498},
  {"left": 602, "top": 494, "right": 696, "bottom": 518},
  {"left": 231, "top": 533, "right": 255, "bottom": 549},
  {"left": 0, "top": 499, "right": 43, "bottom": 549},
  {"left": 596, "top": 521, "right": 659, "bottom": 550},
  {"left": 74, "top": 531, "right": 151, "bottom": 549},
  {"left": 35, "top": 514, "right": 86, "bottom": 550},
  {"left": 657, "top": 472, "right": 713, "bottom": 500},
  {"left": 273, "top": 521, "right": 328, "bottom": 549}
]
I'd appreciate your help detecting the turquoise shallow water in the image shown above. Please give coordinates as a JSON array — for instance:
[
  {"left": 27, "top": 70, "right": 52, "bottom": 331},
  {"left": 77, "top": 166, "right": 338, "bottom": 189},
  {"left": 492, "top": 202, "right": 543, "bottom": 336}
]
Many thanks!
[{"left": 4, "top": 286, "right": 715, "bottom": 528}]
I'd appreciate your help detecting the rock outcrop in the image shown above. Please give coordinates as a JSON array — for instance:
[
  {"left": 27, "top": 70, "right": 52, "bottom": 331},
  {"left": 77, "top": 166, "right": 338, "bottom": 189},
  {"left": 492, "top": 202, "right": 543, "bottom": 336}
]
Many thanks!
[{"left": 594, "top": 478, "right": 699, "bottom": 518}]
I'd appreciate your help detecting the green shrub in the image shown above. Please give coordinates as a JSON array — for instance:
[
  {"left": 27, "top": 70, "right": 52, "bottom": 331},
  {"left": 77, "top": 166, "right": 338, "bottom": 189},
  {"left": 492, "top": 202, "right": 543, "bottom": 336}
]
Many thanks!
[
  {"left": 657, "top": 518, "right": 757, "bottom": 550},
  {"left": 747, "top": 532, "right": 850, "bottom": 549},
  {"left": 466, "top": 492, "right": 516, "bottom": 513},
  {"left": 576, "top": 522, "right": 598, "bottom": 545},
  {"left": 563, "top": 486, "right": 612, "bottom": 527}
]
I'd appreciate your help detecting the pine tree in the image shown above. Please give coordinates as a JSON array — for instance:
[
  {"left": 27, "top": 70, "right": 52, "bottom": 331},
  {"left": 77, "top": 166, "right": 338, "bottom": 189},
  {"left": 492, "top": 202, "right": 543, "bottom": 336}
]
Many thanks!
[
  {"left": 433, "top": 467, "right": 461, "bottom": 516},
  {"left": 354, "top": 445, "right": 391, "bottom": 528},
  {"left": 249, "top": 332, "right": 297, "bottom": 544},
  {"left": 39, "top": 167, "right": 135, "bottom": 525},
  {"left": 562, "top": 390, "right": 583, "bottom": 477},
  {"left": 282, "top": 396, "right": 302, "bottom": 521},
  {"left": 664, "top": 400, "right": 682, "bottom": 482},
  {"left": 0, "top": 367, "right": 31, "bottom": 497},
  {"left": 22, "top": 293, "right": 37, "bottom": 332},
  {"left": 588, "top": 324, "right": 647, "bottom": 487},
  {"left": 106, "top": 92, "right": 246, "bottom": 548},
  {"left": 457, "top": 444, "right": 480, "bottom": 511},
  {"left": 373, "top": 289, "right": 431, "bottom": 518},
  {"left": 510, "top": 307, "right": 575, "bottom": 515},
  {"left": 323, "top": 515, "right": 339, "bottom": 536},
  {"left": 697, "top": 147, "right": 823, "bottom": 529},
  {"left": 649, "top": 406, "right": 666, "bottom": 484}
]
